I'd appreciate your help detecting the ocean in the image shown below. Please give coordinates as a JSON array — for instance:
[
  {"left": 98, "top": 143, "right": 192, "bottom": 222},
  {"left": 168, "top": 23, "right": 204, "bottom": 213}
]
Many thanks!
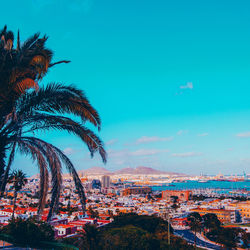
[{"left": 151, "top": 180, "right": 250, "bottom": 196}]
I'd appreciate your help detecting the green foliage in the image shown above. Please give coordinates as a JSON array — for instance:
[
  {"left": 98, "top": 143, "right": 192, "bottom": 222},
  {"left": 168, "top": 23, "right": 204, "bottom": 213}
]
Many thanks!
[
  {"left": 88, "top": 205, "right": 99, "bottom": 218},
  {"left": 8, "top": 170, "right": 27, "bottom": 192},
  {"left": 187, "top": 212, "right": 202, "bottom": 233},
  {"left": 101, "top": 225, "right": 158, "bottom": 250},
  {"left": 206, "top": 227, "right": 250, "bottom": 249},
  {"left": 109, "top": 213, "right": 173, "bottom": 234},
  {"left": 66, "top": 214, "right": 192, "bottom": 250},
  {"left": 0, "top": 217, "right": 54, "bottom": 247},
  {"left": 201, "top": 213, "right": 249, "bottom": 249},
  {"left": 202, "top": 213, "right": 221, "bottom": 231}
]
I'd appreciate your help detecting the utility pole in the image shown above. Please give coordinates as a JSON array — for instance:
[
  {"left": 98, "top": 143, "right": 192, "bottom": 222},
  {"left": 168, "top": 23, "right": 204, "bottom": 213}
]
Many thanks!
[{"left": 165, "top": 205, "right": 171, "bottom": 245}]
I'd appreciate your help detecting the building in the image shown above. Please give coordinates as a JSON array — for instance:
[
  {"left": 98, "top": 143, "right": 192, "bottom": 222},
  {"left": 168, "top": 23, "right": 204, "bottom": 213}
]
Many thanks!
[
  {"left": 91, "top": 179, "right": 101, "bottom": 189},
  {"left": 171, "top": 217, "right": 189, "bottom": 229},
  {"left": 190, "top": 207, "right": 236, "bottom": 224},
  {"left": 101, "top": 175, "right": 111, "bottom": 188},
  {"left": 121, "top": 187, "right": 152, "bottom": 196},
  {"left": 54, "top": 224, "right": 77, "bottom": 238},
  {"left": 162, "top": 190, "right": 192, "bottom": 202},
  {"left": 235, "top": 201, "right": 250, "bottom": 222}
]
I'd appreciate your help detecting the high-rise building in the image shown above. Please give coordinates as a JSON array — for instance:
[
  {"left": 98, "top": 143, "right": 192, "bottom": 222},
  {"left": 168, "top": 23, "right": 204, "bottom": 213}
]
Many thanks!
[
  {"left": 101, "top": 175, "right": 111, "bottom": 188},
  {"left": 91, "top": 179, "right": 101, "bottom": 189}
]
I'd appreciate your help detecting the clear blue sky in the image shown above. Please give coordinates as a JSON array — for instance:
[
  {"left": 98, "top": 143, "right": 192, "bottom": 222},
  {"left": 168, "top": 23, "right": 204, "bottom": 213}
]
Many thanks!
[{"left": 3, "top": 0, "right": 250, "bottom": 175}]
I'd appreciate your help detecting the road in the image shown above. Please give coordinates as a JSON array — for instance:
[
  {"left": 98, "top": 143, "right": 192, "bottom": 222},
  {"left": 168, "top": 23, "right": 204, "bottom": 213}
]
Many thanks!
[{"left": 174, "top": 229, "right": 221, "bottom": 250}]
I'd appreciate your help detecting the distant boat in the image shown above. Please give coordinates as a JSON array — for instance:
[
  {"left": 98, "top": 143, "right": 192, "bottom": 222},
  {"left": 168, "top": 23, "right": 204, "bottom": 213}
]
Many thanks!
[{"left": 198, "top": 180, "right": 209, "bottom": 183}]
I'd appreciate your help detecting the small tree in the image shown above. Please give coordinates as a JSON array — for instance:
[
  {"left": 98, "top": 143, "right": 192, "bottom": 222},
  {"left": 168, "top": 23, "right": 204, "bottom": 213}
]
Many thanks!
[
  {"left": 88, "top": 205, "right": 99, "bottom": 218},
  {"left": 8, "top": 170, "right": 27, "bottom": 219}
]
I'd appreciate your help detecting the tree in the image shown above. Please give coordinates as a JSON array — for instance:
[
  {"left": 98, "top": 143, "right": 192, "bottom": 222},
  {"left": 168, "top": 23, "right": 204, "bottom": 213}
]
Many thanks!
[
  {"left": 88, "top": 205, "right": 99, "bottom": 218},
  {"left": 187, "top": 212, "right": 202, "bottom": 249},
  {"left": 101, "top": 225, "right": 158, "bottom": 250},
  {"left": 216, "top": 227, "right": 241, "bottom": 249},
  {"left": 0, "top": 26, "right": 107, "bottom": 221},
  {"left": 108, "top": 213, "right": 173, "bottom": 234},
  {"left": 68, "top": 224, "right": 100, "bottom": 250},
  {"left": 8, "top": 170, "right": 27, "bottom": 218},
  {"left": 202, "top": 213, "right": 221, "bottom": 232},
  {"left": 0, "top": 217, "right": 54, "bottom": 247},
  {"left": 207, "top": 227, "right": 247, "bottom": 249},
  {"left": 107, "top": 209, "right": 114, "bottom": 218}
]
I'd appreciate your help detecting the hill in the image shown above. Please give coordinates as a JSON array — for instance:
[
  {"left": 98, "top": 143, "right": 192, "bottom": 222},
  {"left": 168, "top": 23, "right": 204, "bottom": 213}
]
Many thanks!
[
  {"left": 78, "top": 166, "right": 112, "bottom": 175},
  {"left": 115, "top": 166, "right": 184, "bottom": 176},
  {"left": 77, "top": 166, "right": 186, "bottom": 176}
]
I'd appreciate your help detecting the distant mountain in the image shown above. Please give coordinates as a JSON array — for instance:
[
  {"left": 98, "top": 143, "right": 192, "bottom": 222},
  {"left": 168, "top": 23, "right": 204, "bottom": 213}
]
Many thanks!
[
  {"left": 78, "top": 167, "right": 112, "bottom": 175},
  {"left": 115, "top": 166, "right": 184, "bottom": 176},
  {"left": 77, "top": 166, "right": 186, "bottom": 176},
  {"left": 114, "top": 167, "right": 136, "bottom": 175}
]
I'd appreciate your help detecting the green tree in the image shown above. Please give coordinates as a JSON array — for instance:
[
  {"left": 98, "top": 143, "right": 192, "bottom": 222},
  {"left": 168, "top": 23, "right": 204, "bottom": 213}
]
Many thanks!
[
  {"left": 69, "top": 224, "right": 100, "bottom": 250},
  {"left": 202, "top": 213, "right": 221, "bottom": 232},
  {"left": 101, "top": 225, "right": 158, "bottom": 250},
  {"left": 0, "top": 217, "right": 54, "bottom": 247},
  {"left": 8, "top": 170, "right": 27, "bottom": 218},
  {"left": 108, "top": 213, "right": 173, "bottom": 234},
  {"left": 187, "top": 212, "right": 202, "bottom": 249},
  {"left": 241, "top": 230, "right": 250, "bottom": 249},
  {"left": 216, "top": 227, "right": 240, "bottom": 249},
  {"left": 0, "top": 26, "right": 107, "bottom": 221},
  {"left": 88, "top": 205, "right": 99, "bottom": 218}
]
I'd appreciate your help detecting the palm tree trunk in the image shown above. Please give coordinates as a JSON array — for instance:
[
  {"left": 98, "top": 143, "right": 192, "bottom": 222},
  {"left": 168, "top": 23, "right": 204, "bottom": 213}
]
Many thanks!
[
  {"left": 0, "top": 140, "right": 7, "bottom": 187},
  {"left": 194, "top": 230, "right": 197, "bottom": 250},
  {"left": 12, "top": 190, "right": 17, "bottom": 219},
  {"left": 0, "top": 143, "right": 16, "bottom": 198}
]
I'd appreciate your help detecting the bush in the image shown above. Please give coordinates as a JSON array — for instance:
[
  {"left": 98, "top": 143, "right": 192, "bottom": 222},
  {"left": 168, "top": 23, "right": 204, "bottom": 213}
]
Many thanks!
[{"left": 0, "top": 217, "right": 54, "bottom": 247}]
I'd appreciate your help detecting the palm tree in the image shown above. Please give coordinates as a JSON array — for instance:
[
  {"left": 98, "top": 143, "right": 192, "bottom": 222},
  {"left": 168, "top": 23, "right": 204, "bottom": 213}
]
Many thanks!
[
  {"left": 187, "top": 212, "right": 202, "bottom": 249},
  {"left": 8, "top": 170, "right": 27, "bottom": 219},
  {"left": 0, "top": 26, "right": 107, "bottom": 221}
]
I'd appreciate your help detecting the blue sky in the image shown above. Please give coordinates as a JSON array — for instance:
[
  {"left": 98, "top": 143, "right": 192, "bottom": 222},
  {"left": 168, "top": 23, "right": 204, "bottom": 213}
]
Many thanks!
[{"left": 3, "top": 0, "right": 250, "bottom": 175}]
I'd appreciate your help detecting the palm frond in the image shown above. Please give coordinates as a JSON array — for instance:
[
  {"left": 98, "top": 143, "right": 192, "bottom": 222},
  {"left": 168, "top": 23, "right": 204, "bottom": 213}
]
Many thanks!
[
  {"left": 17, "top": 83, "right": 101, "bottom": 130},
  {"left": 16, "top": 30, "right": 20, "bottom": 51},
  {"left": 0, "top": 142, "right": 16, "bottom": 197},
  {"left": 48, "top": 144, "right": 87, "bottom": 214},
  {"left": 14, "top": 78, "right": 39, "bottom": 94},
  {"left": 49, "top": 60, "right": 71, "bottom": 68},
  {"left": 16, "top": 137, "right": 62, "bottom": 220},
  {"left": 22, "top": 113, "right": 106, "bottom": 163},
  {"left": 20, "top": 33, "right": 40, "bottom": 52},
  {"left": 17, "top": 140, "right": 49, "bottom": 215}
]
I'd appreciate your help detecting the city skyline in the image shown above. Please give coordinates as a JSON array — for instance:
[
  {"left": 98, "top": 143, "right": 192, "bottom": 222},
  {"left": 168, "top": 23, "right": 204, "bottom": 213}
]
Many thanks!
[{"left": 4, "top": 0, "right": 250, "bottom": 175}]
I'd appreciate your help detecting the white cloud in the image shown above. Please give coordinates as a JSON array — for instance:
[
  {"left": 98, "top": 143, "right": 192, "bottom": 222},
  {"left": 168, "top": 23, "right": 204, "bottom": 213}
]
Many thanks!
[
  {"left": 63, "top": 147, "right": 74, "bottom": 155},
  {"left": 131, "top": 149, "right": 169, "bottom": 156},
  {"left": 106, "top": 139, "right": 118, "bottom": 146},
  {"left": 136, "top": 136, "right": 173, "bottom": 144},
  {"left": 177, "top": 130, "right": 188, "bottom": 136},
  {"left": 198, "top": 133, "right": 209, "bottom": 137},
  {"left": 108, "top": 148, "right": 169, "bottom": 158},
  {"left": 180, "top": 82, "right": 193, "bottom": 89},
  {"left": 236, "top": 132, "right": 250, "bottom": 138},
  {"left": 172, "top": 152, "right": 203, "bottom": 158}
]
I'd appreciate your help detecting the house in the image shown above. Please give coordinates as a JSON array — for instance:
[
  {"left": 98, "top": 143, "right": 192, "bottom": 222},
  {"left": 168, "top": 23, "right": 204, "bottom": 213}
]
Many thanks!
[{"left": 54, "top": 224, "right": 77, "bottom": 238}]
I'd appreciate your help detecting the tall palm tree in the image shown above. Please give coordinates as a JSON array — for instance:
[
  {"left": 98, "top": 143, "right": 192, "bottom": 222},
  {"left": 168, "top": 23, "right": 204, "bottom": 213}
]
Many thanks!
[
  {"left": 0, "top": 26, "right": 107, "bottom": 221},
  {"left": 8, "top": 170, "right": 27, "bottom": 219},
  {"left": 187, "top": 212, "right": 202, "bottom": 249}
]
